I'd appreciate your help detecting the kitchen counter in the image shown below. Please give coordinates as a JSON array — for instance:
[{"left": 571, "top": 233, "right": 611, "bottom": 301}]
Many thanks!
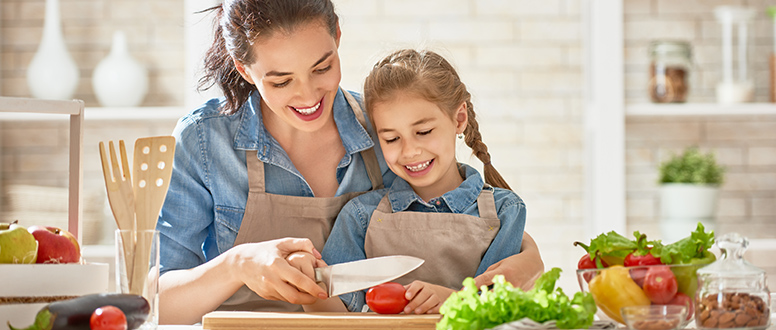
[{"left": 200, "top": 311, "right": 439, "bottom": 330}]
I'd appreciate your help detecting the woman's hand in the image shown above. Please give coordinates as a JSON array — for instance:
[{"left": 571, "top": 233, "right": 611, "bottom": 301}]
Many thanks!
[
  {"left": 473, "top": 232, "right": 544, "bottom": 290},
  {"left": 402, "top": 281, "right": 455, "bottom": 314},
  {"left": 229, "top": 238, "right": 328, "bottom": 304}
]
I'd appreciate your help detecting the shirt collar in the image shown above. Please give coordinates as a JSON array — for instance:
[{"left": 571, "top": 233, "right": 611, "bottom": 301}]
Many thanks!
[
  {"left": 232, "top": 89, "right": 375, "bottom": 157},
  {"left": 387, "top": 163, "right": 485, "bottom": 213}
]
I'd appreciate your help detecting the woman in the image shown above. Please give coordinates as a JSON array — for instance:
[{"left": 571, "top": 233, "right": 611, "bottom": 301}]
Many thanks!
[{"left": 157, "top": 0, "right": 544, "bottom": 324}]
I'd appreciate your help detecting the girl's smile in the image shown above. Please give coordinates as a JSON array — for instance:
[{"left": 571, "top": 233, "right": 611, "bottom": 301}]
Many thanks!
[{"left": 404, "top": 159, "right": 434, "bottom": 177}]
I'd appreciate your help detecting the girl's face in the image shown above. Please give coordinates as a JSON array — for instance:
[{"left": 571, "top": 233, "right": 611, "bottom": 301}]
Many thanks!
[
  {"left": 235, "top": 21, "right": 342, "bottom": 133},
  {"left": 372, "top": 94, "right": 468, "bottom": 201}
]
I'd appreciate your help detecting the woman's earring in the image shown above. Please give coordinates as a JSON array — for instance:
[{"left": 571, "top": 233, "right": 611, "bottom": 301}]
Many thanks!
[{"left": 457, "top": 133, "right": 464, "bottom": 140}]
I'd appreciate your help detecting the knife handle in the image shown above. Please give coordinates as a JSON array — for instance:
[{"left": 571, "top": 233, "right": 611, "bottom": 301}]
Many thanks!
[{"left": 314, "top": 267, "right": 330, "bottom": 296}]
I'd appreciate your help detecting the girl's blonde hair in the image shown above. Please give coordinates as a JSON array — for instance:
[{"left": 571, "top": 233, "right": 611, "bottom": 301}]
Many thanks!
[{"left": 364, "top": 49, "right": 512, "bottom": 190}]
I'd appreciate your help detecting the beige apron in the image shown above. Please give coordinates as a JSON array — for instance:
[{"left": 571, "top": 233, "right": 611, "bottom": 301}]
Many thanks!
[
  {"left": 218, "top": 90, "right": 383, "bottom": 312},
  {"left": 364, "top": 183, "right": 500, "bottom": 290}
]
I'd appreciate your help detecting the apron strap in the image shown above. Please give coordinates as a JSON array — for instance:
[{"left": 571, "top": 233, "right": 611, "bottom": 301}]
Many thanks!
[
  {"left": 245, "top": 150, "right": 264, "bottom": 193},
  {"left": 375, "top": 193, "right": 392, "bottom": 213},
  {"left": 343, "top": 90, "right": 384, "bottom": 190},
  {"left": 476, "top": 185, "right": 499, "bottom": 219}
]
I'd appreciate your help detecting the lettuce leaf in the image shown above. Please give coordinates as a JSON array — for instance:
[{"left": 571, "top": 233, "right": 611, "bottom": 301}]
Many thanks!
[
  {"left": 585, "top": 231, "right": 638, "bottom": 260},
  {"left": 651, "top": 222, "right": 715, "bottom": 264},
  {"left": 436, "top": 268, "right": 596, "bottom": 330}
]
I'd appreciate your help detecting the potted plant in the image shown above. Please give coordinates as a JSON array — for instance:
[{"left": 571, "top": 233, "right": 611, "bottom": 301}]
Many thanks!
[{"left": 658, "top": 146, "right": 725, "bottom": 242}]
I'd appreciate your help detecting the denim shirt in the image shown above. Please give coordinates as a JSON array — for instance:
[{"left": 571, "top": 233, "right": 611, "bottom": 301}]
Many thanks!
[
  {"left": 322, "top": 163, "right": 527, "bottom": 312},
  {"left": 157, "top": 88, "right": 396, "bottom": 275}
]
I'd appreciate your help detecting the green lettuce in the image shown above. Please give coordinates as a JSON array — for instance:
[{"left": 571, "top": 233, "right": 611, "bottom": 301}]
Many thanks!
[
  {"left": 651, "top": 222, "right": 715, "bottom": 264},
  {"left": 436, "top": 268, "right": 596, "bottom": 330}
]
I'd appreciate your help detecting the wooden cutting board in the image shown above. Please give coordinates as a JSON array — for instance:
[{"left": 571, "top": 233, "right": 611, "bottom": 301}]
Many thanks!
[{"left": 202, "top": 311, "right": 440, "bottom": 330}]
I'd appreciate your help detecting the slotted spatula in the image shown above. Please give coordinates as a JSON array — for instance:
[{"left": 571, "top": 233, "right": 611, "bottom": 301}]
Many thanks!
[
  {"left": 130, "top": 136, "right": 175, "bottom": 295},
  {"left": 99, "top": 140, "right": 136, "bottom": 289}
]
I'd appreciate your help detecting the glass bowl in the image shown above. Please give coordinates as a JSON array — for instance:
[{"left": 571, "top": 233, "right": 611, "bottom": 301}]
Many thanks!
[
  {"left": 622, "top": 305, "right": 689, "bottom": 330},
  {"left": 577, "top": 263, "right": 709, "bottom": 326}
]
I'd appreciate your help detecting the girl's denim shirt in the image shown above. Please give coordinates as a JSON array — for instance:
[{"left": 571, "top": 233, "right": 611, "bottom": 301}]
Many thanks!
[
  {"left": 322, "top": 163, "right": 527, "bottom": 312},
  {"left": 157, "top": 89, "right": 396, "bottom": 275}
]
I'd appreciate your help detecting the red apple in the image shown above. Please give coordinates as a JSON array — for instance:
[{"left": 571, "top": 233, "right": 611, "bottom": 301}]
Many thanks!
[{"left": 27, "top": 225, "right": 80, "bottom": 263}]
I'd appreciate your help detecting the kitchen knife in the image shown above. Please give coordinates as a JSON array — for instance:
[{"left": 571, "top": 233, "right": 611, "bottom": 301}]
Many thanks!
[{"left": 314, "top": 255, "right": 424, "bottom": 297}]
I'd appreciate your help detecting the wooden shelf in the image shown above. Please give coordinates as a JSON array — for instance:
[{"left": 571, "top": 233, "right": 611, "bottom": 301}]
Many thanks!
[
  {"left": 626, "top": 103, "right": 776, "bottom": 116},
  {"left": 0, "top": 106, "right": 185, "bottom": 121}
]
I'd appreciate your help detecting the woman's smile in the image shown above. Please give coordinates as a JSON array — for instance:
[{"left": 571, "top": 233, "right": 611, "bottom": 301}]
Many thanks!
[{"left": 290, "top": 97, "right": 325, "bottom": 121}]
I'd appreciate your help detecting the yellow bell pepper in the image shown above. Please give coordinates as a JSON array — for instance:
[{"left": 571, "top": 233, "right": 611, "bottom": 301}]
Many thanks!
[{"left": 588, "top": 265, "right": 651, "bottom": 324}]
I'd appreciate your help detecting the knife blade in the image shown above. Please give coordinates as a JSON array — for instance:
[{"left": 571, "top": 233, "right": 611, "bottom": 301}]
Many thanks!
[{"left": 314, "top": 255, "right": 424, "bottom": 297}]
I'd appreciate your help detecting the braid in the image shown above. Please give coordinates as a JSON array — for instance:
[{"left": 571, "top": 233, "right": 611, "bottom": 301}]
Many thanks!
[{"left": 462, "top": 100, "right": 512, "bottom": 190}]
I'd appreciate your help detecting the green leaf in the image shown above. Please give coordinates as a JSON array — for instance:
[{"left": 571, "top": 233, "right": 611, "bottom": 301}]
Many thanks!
[
  {"left": 437, "top": 268, "right": 597, "bottom": 330},
  {"left": 585, "top": 231, "right": 637, "bottom": 259},
  {"left": 651, "top": 222, "right": 715, "bottom": 264}
]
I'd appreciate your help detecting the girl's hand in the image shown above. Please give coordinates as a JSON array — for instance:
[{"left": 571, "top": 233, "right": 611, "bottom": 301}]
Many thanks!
[
  {"left": 286, "top": 251, "right": 317, "bottom": 280},
  {"left": 229, "top": 237, "right": 327, "bottom": 304},
  {"left": 474, "top": 232, "right": 544, "bottom": 290},
  {"left": 402, "top": 281, "right": 454, "bottom": 314}
]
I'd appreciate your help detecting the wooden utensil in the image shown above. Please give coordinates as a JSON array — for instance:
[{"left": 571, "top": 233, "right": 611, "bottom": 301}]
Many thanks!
[
  {"left": 130, "top": 136, "right": 175, "bottom": 295},
  {"left": 98, "top": 140, "right": 136, "bottom": 288},
  {"left": 202, "top": 312, "right": 439, "bottom": 330}
]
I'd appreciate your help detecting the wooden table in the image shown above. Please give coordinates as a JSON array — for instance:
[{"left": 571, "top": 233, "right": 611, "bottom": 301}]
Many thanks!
[{"left": 202, "top": 311, "right": 440, "bottom": 330}]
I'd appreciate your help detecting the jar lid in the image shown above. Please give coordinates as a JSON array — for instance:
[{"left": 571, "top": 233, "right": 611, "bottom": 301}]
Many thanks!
[
  {"left": 697, "top": 233, "right": 765, "bottom": 276},
  {"left": 648, "top": 40, "right": 692, "bottom": 57}
]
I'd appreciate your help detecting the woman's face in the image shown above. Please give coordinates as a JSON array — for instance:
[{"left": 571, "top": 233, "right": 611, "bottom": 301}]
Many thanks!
[
  {"left": 372, "top": 94, "right": 468, "bottom": 201},
  {"left": 235, "top": 21, "right": 342, "bottom": 133}
]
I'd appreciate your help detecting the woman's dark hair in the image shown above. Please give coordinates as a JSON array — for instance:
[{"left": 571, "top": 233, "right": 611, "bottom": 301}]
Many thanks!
[
  {"left": 364, "top": 49, "right": 513, "bottom": 190},
  {"left": 198, "top": 0, "right": 339, "bottom": 114}
]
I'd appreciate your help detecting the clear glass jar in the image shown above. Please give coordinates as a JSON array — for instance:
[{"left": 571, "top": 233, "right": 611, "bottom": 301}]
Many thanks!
[
  {"left": 648, "top": 40, "right": 692, "bottom": 103},
  {"left": 696, "top": 233, "right": 770, "bottom": 329}
]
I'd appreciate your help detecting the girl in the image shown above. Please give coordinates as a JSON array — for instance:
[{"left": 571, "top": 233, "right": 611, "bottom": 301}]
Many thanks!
[
  {"left": 295, "top": 49, "right": 532, "bottom": 314},
  {"left": 158, "top": 0, "right": 542, "bottom": 323}
]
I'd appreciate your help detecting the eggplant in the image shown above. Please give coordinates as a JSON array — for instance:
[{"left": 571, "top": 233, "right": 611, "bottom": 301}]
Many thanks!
[{"left": 8, "top": 293, "right": 150, "bottom": 330}]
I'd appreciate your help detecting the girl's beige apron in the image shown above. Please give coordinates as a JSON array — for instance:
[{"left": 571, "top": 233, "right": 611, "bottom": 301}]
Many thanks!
[
  {"left": 365, "top": 183, "right": 501, "bottom": 290},
  {"left": 218, "top": 91, "right": 383, "bottom": 312}
]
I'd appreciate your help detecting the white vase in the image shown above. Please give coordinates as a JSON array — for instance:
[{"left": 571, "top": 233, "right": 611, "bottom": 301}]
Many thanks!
[
  {"left": 26, "top": 0, "right": 80, "bottom": 100},
  {"left": 92, "top": 31, "right": 149, "bottom": 107},
  {"left": 659, "top": 183, "right": 719, "bottom": 243}
]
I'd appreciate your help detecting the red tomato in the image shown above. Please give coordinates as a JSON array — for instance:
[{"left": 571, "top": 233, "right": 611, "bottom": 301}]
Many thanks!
[
  {"left": 577, "top": 253, "right": 608, "bottom": 282},
  {"left": 366, "top": 282, "right": 409, "bottom": 314},
  {"left": 90, "top": 305, "right": 127, "bottom": 330},
  {"left": 623, "top": 250, "right": 661, "bottom": 267},
  {"left": 624, "top": 249, "right": 662, "bottom": 287},
  {"left": 642, "top": 265, "right": 678, "bottom": 304},
  {"left": 667, "top": 292, "right": 694, "bottom": 321}
]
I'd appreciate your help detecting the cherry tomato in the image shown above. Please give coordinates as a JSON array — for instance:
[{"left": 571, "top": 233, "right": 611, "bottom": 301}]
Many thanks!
[
  {"left": 642, "top": 265, "right": 678, "bottom": 304},
  {"left": 90, "top": 305, "right": 127, "bottom": 330},
  {"left": 625, "top": 250, "right": 662, "bottom": 288},
  {"left": 577, "top": 253, "right": 608, "bottom": 282},
  {"left": 365, "top": 282, "right": 408, "bottom": 314},
  {"left": 623, "top": 250, "right": 661, "bottom": 267},
  {"left": 667, "top": 292, "right": 694, "bottom": 321}
]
